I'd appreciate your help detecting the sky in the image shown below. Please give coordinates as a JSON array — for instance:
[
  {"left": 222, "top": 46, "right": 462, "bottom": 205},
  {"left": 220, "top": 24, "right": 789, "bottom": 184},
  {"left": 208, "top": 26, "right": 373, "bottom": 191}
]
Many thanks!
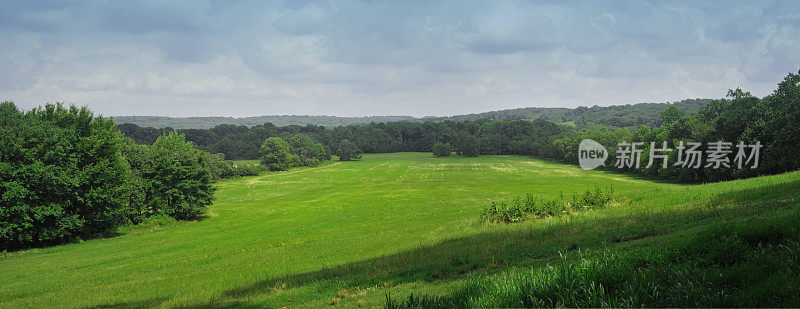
[{"left": 1, "top": 0, "right": 799, "bottom": 117}]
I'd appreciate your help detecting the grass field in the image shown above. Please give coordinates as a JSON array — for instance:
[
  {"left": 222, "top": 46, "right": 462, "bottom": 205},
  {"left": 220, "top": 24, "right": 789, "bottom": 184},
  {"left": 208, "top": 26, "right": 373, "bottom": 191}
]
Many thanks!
[{"left": 1, "top": 153, "right": 798, "bottom": 307}]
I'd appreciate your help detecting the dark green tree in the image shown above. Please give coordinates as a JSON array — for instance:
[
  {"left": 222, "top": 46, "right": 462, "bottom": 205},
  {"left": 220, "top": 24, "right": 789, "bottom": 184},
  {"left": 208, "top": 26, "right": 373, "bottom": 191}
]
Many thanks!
[
  {"left": 336, "top": 139, "right": 362, "bottom": 161},
  {"left": 1, "top": 102, "right": 130, "bottom": 250},
  {"left": 288, "top": 133, "right": 329, "bottom": 166},
  {"left": 660, "top": 105, "right": 685, "bottom": 125},
  {"left": 131, "top": 132, "right": 216, "bottom": 220},
  {"left": 260, "top": 137, "right": 294, "bottom": 171},
  {"left": 432, "top": 142, "right": 451, "bottom": 157},
  {"left": 453, "top": 131, "right": 479, "bottom": 157}
]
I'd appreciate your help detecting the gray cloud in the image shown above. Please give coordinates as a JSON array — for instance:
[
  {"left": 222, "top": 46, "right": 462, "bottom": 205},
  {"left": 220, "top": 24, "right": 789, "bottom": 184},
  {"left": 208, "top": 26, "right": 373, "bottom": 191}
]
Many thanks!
[{"left": 1, "top": 0, "right": 798, "bottom": 117}]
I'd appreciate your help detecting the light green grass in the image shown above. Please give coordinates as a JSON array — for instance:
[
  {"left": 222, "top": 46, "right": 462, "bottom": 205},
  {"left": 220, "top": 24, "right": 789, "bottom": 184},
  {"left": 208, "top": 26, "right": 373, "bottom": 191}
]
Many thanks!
[{"left": 1, "top": 153, "right": 798, "bottom": 308}]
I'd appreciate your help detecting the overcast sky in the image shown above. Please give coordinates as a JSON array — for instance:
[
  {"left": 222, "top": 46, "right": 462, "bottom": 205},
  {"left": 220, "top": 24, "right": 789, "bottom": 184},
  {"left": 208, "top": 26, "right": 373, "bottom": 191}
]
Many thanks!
[{"left": 2, "top": 0, "right": 799, "bottom": 117}]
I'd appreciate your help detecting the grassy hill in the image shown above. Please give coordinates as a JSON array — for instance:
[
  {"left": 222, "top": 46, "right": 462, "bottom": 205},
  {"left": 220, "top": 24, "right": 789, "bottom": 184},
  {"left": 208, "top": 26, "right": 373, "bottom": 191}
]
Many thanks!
[{"left": 1, "top": 153, "right": 797, "bottom": 307}]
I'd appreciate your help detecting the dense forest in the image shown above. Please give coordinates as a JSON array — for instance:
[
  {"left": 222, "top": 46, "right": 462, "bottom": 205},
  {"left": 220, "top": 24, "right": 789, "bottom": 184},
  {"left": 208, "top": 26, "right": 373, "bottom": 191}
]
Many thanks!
[
  {"left": 116, "top": 98, "right": 711, "bottom": 160},
  {"left": 119, "top": 71, "right": 800, "bottom": 184},
  {"left": 115, "top": 99, "right": 710, "bottom": 130}
]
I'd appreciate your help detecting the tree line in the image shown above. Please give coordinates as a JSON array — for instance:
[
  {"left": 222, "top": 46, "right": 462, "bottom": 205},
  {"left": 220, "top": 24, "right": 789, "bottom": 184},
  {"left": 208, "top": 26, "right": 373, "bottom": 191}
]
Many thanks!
[{"left": 119, "top": 70, "right": 800, "bottom": 184}]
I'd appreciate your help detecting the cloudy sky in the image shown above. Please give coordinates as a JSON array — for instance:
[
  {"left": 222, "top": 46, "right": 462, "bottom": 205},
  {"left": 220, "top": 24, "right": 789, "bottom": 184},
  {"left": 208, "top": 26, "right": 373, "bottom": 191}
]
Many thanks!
[{"left": 2, "top": 0, "right": 799, "bottom": 117}]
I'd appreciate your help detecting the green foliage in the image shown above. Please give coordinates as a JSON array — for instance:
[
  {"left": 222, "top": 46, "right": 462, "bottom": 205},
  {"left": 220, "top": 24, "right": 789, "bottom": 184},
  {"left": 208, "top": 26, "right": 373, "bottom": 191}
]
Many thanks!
[
  {"left": 336, "top": 139, "right": 362, "bottom": 161},
  {"left": 0, "top": 102, "right": 130, "bottom": 250},
  {"left": 452, "top": 131, "right": 479, "bottom": 157},
  {"left": 288, "top": 133, "right": 328, "bottom": 167},
  {"left": 260, "top": 137, "right": 293, "bottom": 171},
  {"left": 481, "top": 187, "right": 613, "bottom": 223},
  {"left": 200, "top": 153, "right": 262, "bottom": 181},
  {"left": 123, "top": 132, "right": 216, "bottom": 221},
  {"left": 117, "top": 100, "right": 704, "bottom": 160},
  {"left": 749, "top": 71, "right": 800, "bottom": 174},
  {"left": 260, "top": 134, "right": 330, "bottom": 171},
  {"left": 660, "top": 105, "right": 685, "bottom": 124},
  {"left": 432, "top": 142, "right": 451, "bottom": 157}
]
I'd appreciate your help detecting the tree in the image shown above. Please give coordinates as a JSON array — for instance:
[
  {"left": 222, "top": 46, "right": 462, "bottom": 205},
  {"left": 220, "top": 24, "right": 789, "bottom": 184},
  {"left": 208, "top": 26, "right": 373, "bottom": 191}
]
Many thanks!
[
  {"left": 1, "top": 102, "right": 130, "bottom": 250},
  {"left": 289, "top": 133, "right": 317, "bottom": 158},
  {"left": 312, "top": 143, "right": 331, "bottom": 161},
  {"left": 288, "top": 133, "right": 329, "bottom": 167},
  {"left": 660, "top": 105, "right": 685, "bottom": 125},
  {"left": 749, "top": 70, "right": 800, "bottom": 173},
  {"left": 453, "top": 131, "right": 479, "bottom": 157},
  {"left": 336, "top": 139, "right": 362, "bottom": 161},
  {"left": 432, "top": 142, "right": 451, "bottom": 157},
  {"left": 260, "top": 137, "right": 293, "bottom": 171},
  {"left": 130, "top": 132, "right": 216, "bottom": 220}
]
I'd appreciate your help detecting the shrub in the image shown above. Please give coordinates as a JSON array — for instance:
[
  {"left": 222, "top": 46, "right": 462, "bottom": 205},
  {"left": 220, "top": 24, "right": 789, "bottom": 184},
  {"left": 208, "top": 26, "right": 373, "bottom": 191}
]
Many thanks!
[
  {"left": 481, "top": 186, "right": 613, "bottom": 223},
  {"left": 1, "top": 102, "right": 130, "bottom": 250}
]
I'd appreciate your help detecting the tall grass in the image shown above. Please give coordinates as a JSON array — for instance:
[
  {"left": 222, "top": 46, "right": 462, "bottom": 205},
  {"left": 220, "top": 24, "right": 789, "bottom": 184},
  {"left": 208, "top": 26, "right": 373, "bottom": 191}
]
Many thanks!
[
  {"left": 386, "top": 214, "right": 800, "bottom": 308},
  {"left": 481, "top": 186, "right": 614, "bottom": 223}
]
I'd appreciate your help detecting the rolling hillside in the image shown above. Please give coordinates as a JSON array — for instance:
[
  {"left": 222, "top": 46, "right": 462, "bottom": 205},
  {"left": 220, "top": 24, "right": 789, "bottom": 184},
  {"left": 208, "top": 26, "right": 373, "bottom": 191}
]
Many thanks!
[{"left": 1, "top": 153, "right": 797, "bottom": 307}]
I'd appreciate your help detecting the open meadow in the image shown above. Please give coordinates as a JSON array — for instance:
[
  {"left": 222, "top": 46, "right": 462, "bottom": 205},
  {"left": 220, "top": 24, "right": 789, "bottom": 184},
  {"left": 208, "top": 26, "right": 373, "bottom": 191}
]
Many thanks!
[{"left": 2, "top": 153, "right": 798, "bottom": 307}]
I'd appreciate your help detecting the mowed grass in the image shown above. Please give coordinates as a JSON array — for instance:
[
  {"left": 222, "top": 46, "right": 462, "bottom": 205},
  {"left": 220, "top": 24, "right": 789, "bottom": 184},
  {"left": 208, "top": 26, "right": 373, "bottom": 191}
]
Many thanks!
[{"left": 1, "top": 153, "right": 798, "bottom": 308}]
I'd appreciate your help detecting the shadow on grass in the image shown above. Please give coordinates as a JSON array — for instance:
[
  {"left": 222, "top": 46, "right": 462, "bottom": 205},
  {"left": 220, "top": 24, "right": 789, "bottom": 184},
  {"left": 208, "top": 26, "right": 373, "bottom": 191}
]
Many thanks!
[{"left": 197, "top": 178, "right": 799, "bottom": 306}]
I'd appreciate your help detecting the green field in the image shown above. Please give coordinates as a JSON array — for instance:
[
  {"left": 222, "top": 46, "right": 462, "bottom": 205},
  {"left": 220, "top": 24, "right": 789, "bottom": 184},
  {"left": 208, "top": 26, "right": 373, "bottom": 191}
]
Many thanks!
[{"left": 1, "top": 153, "right": 798, "bottom": 307}]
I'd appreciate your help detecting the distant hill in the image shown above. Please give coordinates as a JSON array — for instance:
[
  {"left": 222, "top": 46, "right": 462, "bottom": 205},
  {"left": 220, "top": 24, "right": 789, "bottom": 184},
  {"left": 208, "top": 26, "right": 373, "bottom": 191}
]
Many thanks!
[
  {"left": 111, "top": 115, "right": 416, "bottom": 129},
  {"left": 422, "top": 98, "right": 712, "bottom": 127},
  {"left": 113, "top": 98, "right": 713, "bottom": 129}
]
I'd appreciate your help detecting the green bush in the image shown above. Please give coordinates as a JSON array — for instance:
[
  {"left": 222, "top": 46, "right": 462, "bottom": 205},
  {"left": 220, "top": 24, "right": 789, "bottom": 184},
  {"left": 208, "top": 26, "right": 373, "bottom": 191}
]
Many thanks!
[
  {"left": 481, "top": 187, "right": 613, "bottom": 223},
  {"left": 1, "top": 102, "right": 130, "bottom": 250}
]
